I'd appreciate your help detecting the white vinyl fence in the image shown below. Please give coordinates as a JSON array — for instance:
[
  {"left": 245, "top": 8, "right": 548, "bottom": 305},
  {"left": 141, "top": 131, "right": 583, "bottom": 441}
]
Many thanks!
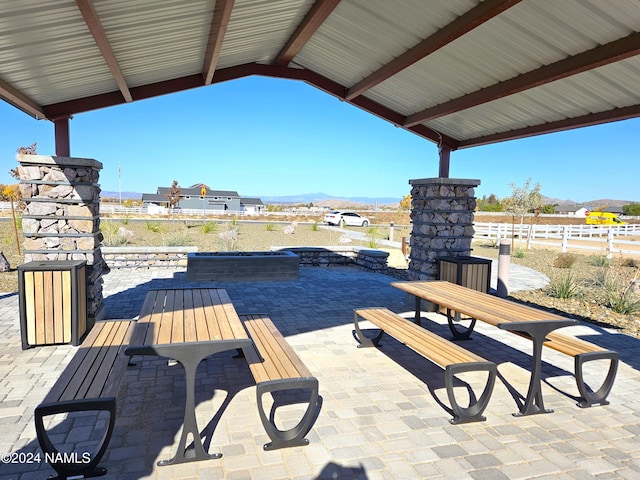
[{"left": 474, "top": 222, "right": 640, "bottom": 257}]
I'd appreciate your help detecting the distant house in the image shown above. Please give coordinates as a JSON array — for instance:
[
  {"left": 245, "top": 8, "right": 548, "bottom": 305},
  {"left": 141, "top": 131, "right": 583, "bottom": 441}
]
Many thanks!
[
  {"left": 240, "top": 197, "right": 265, "bottom": 214},
  {"left": 141, "top": 184, "right": 263, "bottom": 213},
  {"left": 554, "top": 205, "right": 589, "bottom": 217}
]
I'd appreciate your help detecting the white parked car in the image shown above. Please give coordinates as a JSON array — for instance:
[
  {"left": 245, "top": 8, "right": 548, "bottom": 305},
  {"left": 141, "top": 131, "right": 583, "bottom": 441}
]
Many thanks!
[{"left": 323, "top": 211, "right": 370, "bottom": 227}]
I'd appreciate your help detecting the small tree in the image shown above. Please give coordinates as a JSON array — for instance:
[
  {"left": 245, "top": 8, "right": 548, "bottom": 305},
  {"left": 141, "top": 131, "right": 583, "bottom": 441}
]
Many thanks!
[
  {"left": 502, "top": 178, "right": 542, "bottom": 249},
  {"left": 3, "top": 183, "right": 22, "bottom": 255},
  {"left": 399, "top": 194, "right": 411, "bottom": 211},
  {"left": 165, "top": 180, "right": 181, "bottom": 211}
]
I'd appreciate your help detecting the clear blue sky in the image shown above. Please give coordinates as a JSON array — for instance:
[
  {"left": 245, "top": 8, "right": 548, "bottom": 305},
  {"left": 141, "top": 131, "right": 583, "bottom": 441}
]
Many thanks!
[{"left": 2, "top": 76, "right": 639, "bottom": 204}]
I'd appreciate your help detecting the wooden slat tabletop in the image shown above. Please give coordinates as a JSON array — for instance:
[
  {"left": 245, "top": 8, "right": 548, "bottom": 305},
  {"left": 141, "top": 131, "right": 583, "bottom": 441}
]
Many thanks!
[
  {"left": 137, "top": 288, "right": 249, "bottom": 346},
  {"left": 392, "top": 280, "right": 569, "bottom": 326}
]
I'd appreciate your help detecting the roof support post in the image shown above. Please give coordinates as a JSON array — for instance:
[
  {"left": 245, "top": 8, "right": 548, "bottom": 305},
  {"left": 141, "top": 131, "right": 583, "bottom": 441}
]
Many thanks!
[
  {"left": 438, "top": 145, "right": 451, "bottom": 178},
  {"left": 54, "top": 116, "right": 71, "bottom": 157}
]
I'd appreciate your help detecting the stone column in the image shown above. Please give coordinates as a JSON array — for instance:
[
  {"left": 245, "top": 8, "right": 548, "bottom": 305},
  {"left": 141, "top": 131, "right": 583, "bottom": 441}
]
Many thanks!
[
  {"left": 408, "top": 178, "right": 480, "bottom": 281},
  {"left": 16, "top": 154, "right": 107, "bottom": 320}
]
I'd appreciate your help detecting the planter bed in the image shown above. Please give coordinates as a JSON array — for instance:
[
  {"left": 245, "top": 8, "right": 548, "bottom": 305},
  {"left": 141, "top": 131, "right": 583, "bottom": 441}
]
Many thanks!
[{"left": 186, "top": 251, "right": 299, "bottom": 281}]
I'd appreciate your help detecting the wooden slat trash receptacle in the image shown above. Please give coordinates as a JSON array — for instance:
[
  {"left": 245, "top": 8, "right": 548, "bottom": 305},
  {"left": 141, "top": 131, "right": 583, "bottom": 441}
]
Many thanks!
[
  {"left": 439, "top": 256, "right": 492, "bottom": 294},
  {"left": 437, "top": 256, "right": 493, "bottom": 338},
  {"left": 18, "top": 260, "right": 88, "bottom": 350}
]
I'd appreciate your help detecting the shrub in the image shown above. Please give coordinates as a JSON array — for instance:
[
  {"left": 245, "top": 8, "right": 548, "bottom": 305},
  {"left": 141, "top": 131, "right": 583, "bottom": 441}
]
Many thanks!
[
  {"left": 514, "top": 249, "right": 526, "bottom": 259},
  {"left": 164, "top": 233, "right": 192, "bottom": 246},
  {"left": 311, "top": 222, "right": 319, "bottom": 231},
  {"left": 548, "top": 272, "right": 580, "bottom": 299},
  {"left": 590, "top": 254, "right": 610, "bottom": 267},
  {"left": 266, "top": 222, "right": 276, "bottom": 232},
  {"left": 200, "top": 221, "right": 218, "bottom": 234},
  {"left": 620, "top": 257, "right": 640, "bottom": 268},
  {"left": 145, "top": 220, "right": 163, "bottom": 233},
  {"left": 604, "top": 285, "right": 640, "bottom": 314},
  {"left": 553, "top": 253, "right": 577, "bottom": 269}
]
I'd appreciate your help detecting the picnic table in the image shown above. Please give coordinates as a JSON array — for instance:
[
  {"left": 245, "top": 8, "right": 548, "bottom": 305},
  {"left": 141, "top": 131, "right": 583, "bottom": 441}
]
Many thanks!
[
  {"left": 392, "top": 280, "right": 579, "bottom": 416},
  {"left": 125, "top": 288, "right": 253, "bottom": 466}
]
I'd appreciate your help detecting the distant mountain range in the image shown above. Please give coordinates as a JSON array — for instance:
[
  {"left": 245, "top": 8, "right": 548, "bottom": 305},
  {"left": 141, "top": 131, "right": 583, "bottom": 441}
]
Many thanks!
[{"left": 99, "top": 191, "right": 633, "bottom": 208}]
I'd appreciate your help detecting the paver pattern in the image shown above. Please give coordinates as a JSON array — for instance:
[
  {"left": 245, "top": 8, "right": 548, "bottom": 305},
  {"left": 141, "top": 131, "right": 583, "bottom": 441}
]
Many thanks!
[{"left": 1, "top": 266, "right": 639, "bottom": 479}]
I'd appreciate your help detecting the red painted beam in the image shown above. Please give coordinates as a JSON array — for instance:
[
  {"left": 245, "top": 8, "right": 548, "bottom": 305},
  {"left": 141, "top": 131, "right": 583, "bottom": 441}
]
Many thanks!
[
  {"left": 0, "top": 77, "right": 45, "bottom": 119},
  {"left": 202, "top": 0, "right": 235, "bottom": 85},
  {"left": 54, "top": 117, "right": 71, "bottom": 157},
  {"left": 274, "top": 0, "right": 341, "bottom": 66},
  {"left": 76, "top": 0, "right": 132, "bottom": 102},
  {"left": 346, "top": 0, "right": 521, "bottom": 100},
  {"left": 404, "top": 31, "right": 640, "bottom": 127}
]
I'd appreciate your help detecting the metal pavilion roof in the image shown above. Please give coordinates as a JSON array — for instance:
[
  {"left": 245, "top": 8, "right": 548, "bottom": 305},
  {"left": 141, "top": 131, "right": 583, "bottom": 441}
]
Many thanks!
[{"left": 2, "top": 0, "right": 640, "bottom": 152}]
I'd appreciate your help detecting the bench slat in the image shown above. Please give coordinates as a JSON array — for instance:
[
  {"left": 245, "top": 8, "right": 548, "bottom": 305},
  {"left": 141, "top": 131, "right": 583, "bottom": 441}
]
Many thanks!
[
  {"left": 356, "top": 308, "right": 486, "bottom": 368},
  {"left": 240, "top": 314, "right": 311, "bottom": 384},
  {"left": 43, "top": 321, "right": 133, "bottom": 404}
]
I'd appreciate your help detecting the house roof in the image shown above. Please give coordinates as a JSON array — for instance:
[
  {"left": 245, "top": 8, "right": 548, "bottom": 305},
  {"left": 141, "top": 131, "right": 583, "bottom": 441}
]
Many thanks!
[
  {"left": 2, "top": 0, "right": 640, "bottom": 149},
  {"left": 240, "top": 197, "right": 264, "bottom": 206},
  {"left": 156, "top": 186, "right": 239, "bottom": 197}
]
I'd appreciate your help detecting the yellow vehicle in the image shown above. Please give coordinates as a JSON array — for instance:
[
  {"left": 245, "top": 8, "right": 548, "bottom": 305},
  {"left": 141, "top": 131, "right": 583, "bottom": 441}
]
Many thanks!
[{"left": 585, "top": 211, "right": 627, "bottom": 225}]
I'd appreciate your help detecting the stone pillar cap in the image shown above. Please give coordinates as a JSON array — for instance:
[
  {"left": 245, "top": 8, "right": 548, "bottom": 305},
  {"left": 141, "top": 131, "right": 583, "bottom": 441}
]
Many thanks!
[
  {"left": 409, "top": 177, "right": 480, "bottom": 186},
  {"left": 16, "top": 154, "right": 103, "bottom": 169}
]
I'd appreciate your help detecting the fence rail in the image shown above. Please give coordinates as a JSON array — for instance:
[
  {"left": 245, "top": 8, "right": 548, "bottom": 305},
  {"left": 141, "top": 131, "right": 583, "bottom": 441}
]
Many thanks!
[{"left": 474, "top": 222, "right": 640, "bottom": 257}]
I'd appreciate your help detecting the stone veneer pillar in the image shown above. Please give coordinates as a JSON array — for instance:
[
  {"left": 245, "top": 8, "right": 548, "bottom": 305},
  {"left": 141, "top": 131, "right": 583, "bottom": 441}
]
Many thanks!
[
  {"left": 16, "top": 154, "right": 107, "bottom": 320},
  {"left": 408, "top": 177, "right": 480, "bottom": 281}
]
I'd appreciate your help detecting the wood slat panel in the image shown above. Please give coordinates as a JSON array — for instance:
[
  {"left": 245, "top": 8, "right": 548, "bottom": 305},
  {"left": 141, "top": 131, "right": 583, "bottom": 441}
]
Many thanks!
[
  {"left": 183, "top": 289, "right": 197, "bottom": 343},
  {"left": 52, "top": 270, "right": 64, "bottom": 343},
  {"left": 34, "top": 272, "right": 45, "bottom": 344},
  {"left": 24, "top": 271, "right": 36, "bottom": 345},
  {"left": 192, "top": 289, "right": 210, "bottom": 342},
  {"left": 171, "top": 289, "right": 185, "bottom": 343},
  {"left": 43, "top": 271, "right": 54, "bottom": 344}
]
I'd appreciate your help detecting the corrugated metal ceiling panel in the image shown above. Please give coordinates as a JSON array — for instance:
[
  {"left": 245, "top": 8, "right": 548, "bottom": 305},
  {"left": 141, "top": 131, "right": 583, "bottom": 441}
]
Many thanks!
[
  {"left": 94, "top": 0, "right": 213, "bottom": 88},
  {"left": 217, "top": 0, "right": 314, "bottom": 69},
  {"left": 293, "top": 0, "right": 478, "bottom": 87},
  {"left": 361, "top": 0, "right": 640, "bottom": 140},
  {"left": 0, "top": 0, "right": 116, "bottom": 105},
  {"left": 426, "top": 57, "right": 640, "bottom": 141}
]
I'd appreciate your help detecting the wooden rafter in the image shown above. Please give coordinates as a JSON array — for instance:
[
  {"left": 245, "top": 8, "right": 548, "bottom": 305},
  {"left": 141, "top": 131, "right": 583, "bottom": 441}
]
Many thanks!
[
  {"left": 202, "top": 0, "right": 235, "bottom": 85},
  {"left": 274, "top": 0, "right": 341, "bottom": 66},
  {"left": 346, "top": 0, "right": 520, "bottom": 101},
  {"left": 404, "top": 31, "right": 640, "bottom": 127},
  {"left": 0, "top": 76, "right": 45, "bottom": 119},
  {"left": 458, "top": 104, "right": 640, "bottom": 148},
  {"left": 76, "top": 0, "right": 132, "bottom": 102}
]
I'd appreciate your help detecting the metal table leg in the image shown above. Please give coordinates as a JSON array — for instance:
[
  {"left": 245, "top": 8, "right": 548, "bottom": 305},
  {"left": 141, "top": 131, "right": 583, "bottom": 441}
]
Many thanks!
[
  {"left": 498, "top": 319, "right": 577, "bottom": 416},
  {"left": 126, "top": 339, "right": 252, "bottom": 465}
]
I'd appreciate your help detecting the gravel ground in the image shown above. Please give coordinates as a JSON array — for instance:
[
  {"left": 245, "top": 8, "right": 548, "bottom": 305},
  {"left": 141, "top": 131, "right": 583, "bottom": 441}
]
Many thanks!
[{"left": 1, "top": 218, "right": 638, "bottom": 338}]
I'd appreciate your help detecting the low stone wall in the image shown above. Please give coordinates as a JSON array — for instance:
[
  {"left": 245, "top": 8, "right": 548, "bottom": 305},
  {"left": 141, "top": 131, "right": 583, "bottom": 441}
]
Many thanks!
[
  {"left": 272, "top": 246, "right": 389, "bottom": 274},
  {"left": 102, "top": 246, "right": 197, "bottom": 268},
  {"left": 102, "top": 246, "right": 389, "bottom": 275}
]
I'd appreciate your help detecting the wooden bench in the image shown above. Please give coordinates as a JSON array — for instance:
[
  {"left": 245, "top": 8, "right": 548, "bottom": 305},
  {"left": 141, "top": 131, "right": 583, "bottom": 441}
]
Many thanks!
[
  {"left": 239, "top": 314, "right": 321, "bottom": 451},
  {"left": 34, "top": 320, "right": 142, "bottom": 479},
  {"left": 353, "top": 308, "right": 497, "bottom": 424}
]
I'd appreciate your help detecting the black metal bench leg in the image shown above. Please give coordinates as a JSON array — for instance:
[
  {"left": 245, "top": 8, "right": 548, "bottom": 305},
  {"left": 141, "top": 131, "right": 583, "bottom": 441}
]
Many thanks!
[
  {"left": 446, "top": 308, "right": 477, "bottom": 340},
  {"left": 34, "top": 398, "right": 116, "bottom": 480},
  {"left": 353, "top": 311, "right": 384, "bottom": 348},
  {"left": 575, "top": 351, "right": 619, "bottom": 408},
  {"left": 445, "top": 362, "right": 497, "bottom": 424},
  {"left": 256, "top": 378, "right": 320, "bottom": 451}
]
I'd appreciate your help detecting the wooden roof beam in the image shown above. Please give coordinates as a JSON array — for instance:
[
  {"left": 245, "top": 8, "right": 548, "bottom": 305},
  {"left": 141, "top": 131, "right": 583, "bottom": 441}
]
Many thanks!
[
  {"left": 345, "top": 0, "right": 521, "bottom": 101},
  {"left": 0, "top": 76, "right": 46, "bottom": 119},
  {"left": 274, "top": 0, "right": 341, "bottom": 66},
  {"left": 202, "top": 0, "right": 235, "bottom": 85},
  {"left": 458, "top": 104, "right": 640, "bottom": 148},
  {"left": 76, "top": 0, "right": 132, "bottom": 102},
  {"left": 405, "top": 31, "right": 640, "bottom": 127}
]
